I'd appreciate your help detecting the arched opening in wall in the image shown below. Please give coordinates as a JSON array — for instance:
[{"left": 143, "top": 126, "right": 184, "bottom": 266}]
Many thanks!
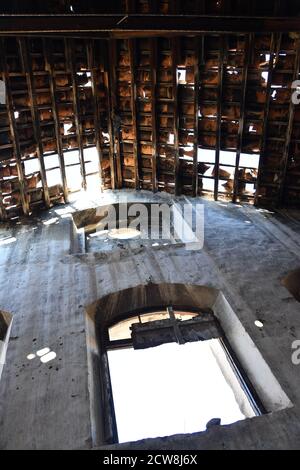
[
  {"left": 103, "top": 306, "right": 263, "bottom": 444},
  {"left": 86, "top": 283, "right": 292, "bottom": 447}
]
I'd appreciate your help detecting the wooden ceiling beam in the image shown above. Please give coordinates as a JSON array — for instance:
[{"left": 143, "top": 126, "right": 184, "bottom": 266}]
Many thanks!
[{"left": 0, "top": 15, "right": 300, "bottom": 36}]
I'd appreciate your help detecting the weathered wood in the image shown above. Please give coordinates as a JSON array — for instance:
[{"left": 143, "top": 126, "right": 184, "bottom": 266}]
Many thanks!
[
  {"left": 278, "top": 41, "right": 300, "bottom": 205},
  {"left": 128, "top": 38, "right": 140, "bottom": 190},
  {"left": 87, "top": 39, "right": 105, "bottom": 191},
  {"left": 214, "top": 36, "right": 226, "bottom": 201},
  {"left": 107, "top": 40, "right": 122, "bottom": 189},
  {"left": 43, "top": 38, "right": 69, "bottom": 202},
  {"left": 1, "top": 38, "right": 29, "bottom": 217},
  {"left": 192, "top": 36, "right": 200, "bottom": 197},
  {"left": 102, "top": 42, "right": 116, "bottom": 189},
  {"left": 18, "top": 37, "right": 50, "bottom": 208},
  {"left": 65, "top": 38, "right": 87, "bottom": 190},
  {"left": 1, "top": 15, "right": 300, "bottom": 36},
  {"left": 172, "top": 38, "right": 180, "bottom": 195},
  {"left": 254, "top": 33, "right": 278, "bottom": 205},
  {"left": 150, "top": 38, "right": 158, "bottom": 192},
  {"left": 233, "top": 34, "right": 252, "bottom": 203}
]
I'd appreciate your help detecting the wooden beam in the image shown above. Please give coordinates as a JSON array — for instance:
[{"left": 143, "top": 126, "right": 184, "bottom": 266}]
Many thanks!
[
  {"left": 192, "top": 36, "right": 200, "bottom": 197},
  {"left": 87, "top": 39, "right": 105, "bottom": 191},
  {"left": 43, "top": 38, "right": 69, "bottom": 202},
  {"left": 254, "top": 33, "right": 279, "bottom": 205},
  {"left": 65, "top": 38, "right": 87, "bottom": 190},
  {"left": 1, "top": 14, "right": 300, "bottom": 36},
  {"left": 107, "top": 39, "right": 122, "bottom": 189},
  {"left": 150, "top": 38, "right": 158, "bottom": 192},
  {"left": 18, "top": 37, "right": 50, "bottom": 208},
  {"left": 1, "top": 38, "right": 29, "bottom": 217},
  {"left": 214, "top": 35, "right": 226, "bottom": 201},
  {"left": 102, "top": 42, "right": 117, "bottom": 190},
  {"left": 278, "top": 41, "right": 300, "bottom": 205},
  {"left": 172, "top": 38, "right": 180, "bottom": 195},
  {"left": 128, "top": 38, "right": 140, "bottom": 190},
  {"left": 233, "top": 34, "right": 252, "bottom": 203}
]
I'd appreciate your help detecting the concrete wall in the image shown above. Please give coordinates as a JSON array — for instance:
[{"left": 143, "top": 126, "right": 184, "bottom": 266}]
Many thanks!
[{"left": 0, "top": 190, "right": 300, "bottom": 449}]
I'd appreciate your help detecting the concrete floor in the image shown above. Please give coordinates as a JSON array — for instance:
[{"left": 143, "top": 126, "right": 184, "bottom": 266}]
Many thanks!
[{"left": 0, "top": 189, "right": 300, "bottom": 449}]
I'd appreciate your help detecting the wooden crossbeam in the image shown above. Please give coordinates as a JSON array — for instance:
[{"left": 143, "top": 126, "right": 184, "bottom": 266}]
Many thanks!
[{"left": 1, "top": 15, "right": 300, "bottom": 36}]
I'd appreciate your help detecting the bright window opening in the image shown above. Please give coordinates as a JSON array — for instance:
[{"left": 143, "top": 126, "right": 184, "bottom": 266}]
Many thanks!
[{"left": 104, "top": 308, "right": 263, "bottom": 444}]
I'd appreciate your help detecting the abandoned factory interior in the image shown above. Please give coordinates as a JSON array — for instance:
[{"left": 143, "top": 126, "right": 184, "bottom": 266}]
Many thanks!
[{"left": 1, "top": 0, "right": 300, "bottom": 452}]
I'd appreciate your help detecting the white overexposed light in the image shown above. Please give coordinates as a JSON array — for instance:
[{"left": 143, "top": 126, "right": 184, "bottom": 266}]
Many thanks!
[
  {"left": 254, "top": 320, "right": 264, "bottom": 329},
  {"left": 40, "top": 351, "right": 57, "bottom": 363},
  {"left": 36, "top": 347, "right": 51, "bottom": 357},
  {"left": 108, "top": 340, "right": 253, "bottom": 443},
  {"left": 27, "top": 354, "right": 36, "bottom": 361}
]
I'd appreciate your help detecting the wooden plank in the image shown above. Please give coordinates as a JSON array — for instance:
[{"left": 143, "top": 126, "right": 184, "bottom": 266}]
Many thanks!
[
  {"left": 86, "top": 39, "right": 105, "bottom": 191},
  {"left": 254, "top": 33, "right": 279, "bottom": 205},
  {"left": 214, "top": 35, "right": 226, "bottom": 201},
  {"left": 279, "top": 42, "right": 300, "bottom": 205},
  {"left": 65, "top": 38, "right": 87, "bottom": 190},
  {"left": 102, "top": 42, "right": 117, "bottom": 190},
  {"left": 128, "top": 38, "right": 140, "bottom": 190},
  {"left": 233, "top": 34, "right": 252, "bottom": 203},
  {"left": 18, "top": 37, "right": 50, "bottom": 208},
  {"left": 2, "top": 15, "right": 300, "bottom": 36},
  {"left": 150, "top": 38, "right": 158, "bottom": 192},
  {"left": 107, "top": 39, "right": 122, "bottom": 189},
  {"left": 192, "top": 36, "right": 200, "bottom": 197},
  {"left": 172, "top": 38, "right": 180, "bottom": 195},
  {"left": 1, "top": 38, "right": 29, "bottom": 218},
  {"left": 43, "top": 38, "right": 69, "bottom": 202}
]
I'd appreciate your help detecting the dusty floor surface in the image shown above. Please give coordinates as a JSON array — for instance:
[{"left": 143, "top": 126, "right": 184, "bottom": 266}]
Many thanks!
[{"left": 0, "top": 189, "right": 300, "bottom": 449}]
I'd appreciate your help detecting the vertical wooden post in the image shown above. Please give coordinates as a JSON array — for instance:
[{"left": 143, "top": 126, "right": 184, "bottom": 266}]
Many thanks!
[
  {"left": 102, "top": 41, "right": 117, "bottom": 190},
  {"left": 65, "top": 38, "right": 87, "bottom": 190},
  {"left": 278, "top": 42, "right": 300, "bottom": 205},
  {"left": 150, "top": 38, "right": 158, "bottom": 192},
  {"left": 214, "top": 35, "right": 226, "bottom": 201},
  {"left": 128, "top": 38, "right": 140, "bottom": 190},
  {"left": 87, "top": 39, "right": 105, "bottom": 191},
  {"left": 193, "top": 36, "right": 200, "bottom": 197},
  {"left": 1, "top": 38, "right": 29, "bottom": 217},
  {"left": 43, "top": 38, "right": 69, "bottom": 202},
  {"left": 254, "top": 33, "right": 278, "bottom": 205},
  {"left": 233, "top": 34, "right": 252, "bottom": 203},
  {"left": 172, "top": 38, "right": 180, "bottom": 195},
  {"left": 19, "top": 38, "right": 50, "bottom": 208},
  {"left": 108, "top": 40, "right": 122, "bottom": 189}
]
